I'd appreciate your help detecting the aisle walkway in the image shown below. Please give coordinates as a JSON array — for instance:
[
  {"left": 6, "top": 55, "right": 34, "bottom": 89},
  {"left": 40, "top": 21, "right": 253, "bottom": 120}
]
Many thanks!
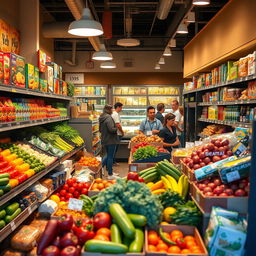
[{"left": 102, "top": 162, "right": 129, "bottom": 178}]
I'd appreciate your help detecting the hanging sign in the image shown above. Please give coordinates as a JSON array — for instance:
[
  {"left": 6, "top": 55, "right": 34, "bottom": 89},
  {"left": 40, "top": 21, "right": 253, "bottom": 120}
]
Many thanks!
[{"left": 65, "top": 73, "right": 84, "bottom": 84}]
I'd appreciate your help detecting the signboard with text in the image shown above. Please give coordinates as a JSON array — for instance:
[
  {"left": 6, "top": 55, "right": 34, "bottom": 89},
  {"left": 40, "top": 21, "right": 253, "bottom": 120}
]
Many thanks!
[{"left": 65, "top": 73, "right": 84, "bottom": 84}]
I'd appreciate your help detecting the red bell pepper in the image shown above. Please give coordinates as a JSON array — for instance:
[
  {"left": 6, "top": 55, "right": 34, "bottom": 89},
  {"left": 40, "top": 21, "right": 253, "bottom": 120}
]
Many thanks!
[
  {"left": 0, "top": 155, "right": 3, "bottom": 162},
  {"left": 16, "top": 173, "right": 28, "bottom": 183},
  {"left": 0, "top": 165, "right": 14, "bottom": 173},
  {"left": 0, "top": 161, "right": 8, "bottom": 169},
  {"left": 59, "top": 214, "right": 74, "bottom": 232},
  {"left": 9, "top": 169, "right": 19, "bottom": 178}
]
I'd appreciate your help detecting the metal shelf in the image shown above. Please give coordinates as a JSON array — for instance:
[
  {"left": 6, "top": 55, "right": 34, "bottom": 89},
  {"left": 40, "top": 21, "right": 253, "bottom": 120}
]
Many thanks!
[
  {"left": 113, "top": 94, "right": 147, "bottom": 97},
  {"left": 183, "top": 74, "right": 256, "bottom": 95},
  {"left": 198, "top": 100, "right": 256, "bottom": 106},
  {"left": 0, "top": 84, "right": 73, "bottom": 100},
  {"left": 74, "top": 95, "right": 106, "bottom": 98},
  {"left": 198, "top": 117, "right": 252, "bottom": 128},
  {"left": 0, "top": 117, "right": 69, "bottom": 132},
  {"left": 0, "top": 144, "right": 85, "bottom": 207},
  {"left": 92, "top": 140, "right": 101, "bottom": 147}
]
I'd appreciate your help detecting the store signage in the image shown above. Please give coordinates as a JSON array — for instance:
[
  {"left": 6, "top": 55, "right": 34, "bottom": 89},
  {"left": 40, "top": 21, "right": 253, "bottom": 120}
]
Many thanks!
[
  {"left": 68, "top": 198, "right": 84, "bottom": 211},
  {"left": 65, "top": 73, "right": 84, "bottom": 84}
]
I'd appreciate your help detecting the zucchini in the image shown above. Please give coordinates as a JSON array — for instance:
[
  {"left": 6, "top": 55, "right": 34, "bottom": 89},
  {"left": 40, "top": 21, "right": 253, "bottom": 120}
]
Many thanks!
[
  {"left": 109, "top": 203, "right": 135, "bottom": 239},
  {"left": 0, "top": 189, "right": 3, "bottom": 197},
  {"left": 0, "top": 209, "right": 6, "bottom": 219},
  {"left": 129, "top": 229, "right": 144, "bottom": 253},
  {"left": 0, "top": 220, "right": 5, "bottom": 229},
  {"left": 0, "top": 178, "right": 9, "bottom": 186},
  {"left": 6, "top": 202, "right": 19, "bottom": 215},
  {"left": 128, "top": 214, "right": 147, "bottom": 227},
  {"left": 138, "top": 167, "right": 155, "bottom": 176},
  {"left": 0, "top": 184, "right": 11, "bottom": 192},
  {"left": 0, "top": 173, "right": 10, "bottom": 179},
  {"left": 110, "top": 224, "right": 122, "bottom": 244},
  {"left": 85, "top": 240, "right": 128, "bottom": 254},
  {"left": 4, "top": 207, "right": 21, "bottom": 223},
  {"left": 162, "top": 161, "right": 181, "bottom": 176},
  {"left": 157, "top": 164, "right": 180, "bottom": 181},
  {"left": 143, "top": 173, "right": 159, "bottom": 183},
  {"left": 140, "top": 169, "right": 157, "bottom": 178},
  {"left": 159, "top": 228, "right": 176, "bottom": 245}
]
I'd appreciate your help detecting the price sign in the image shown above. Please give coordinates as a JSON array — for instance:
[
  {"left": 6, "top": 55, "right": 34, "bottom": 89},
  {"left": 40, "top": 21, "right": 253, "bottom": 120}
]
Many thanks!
[
  {"left": 10, "top": 221, "right": 16, "bottom": 231},
  {"left": 226, "top": 170, "right": 241, "bottom": 183},
  {"left": 65, "top": 73, "right": 84, "bottom": 84},
  {"left": 130, "top": 166, "right": 137, "bottom": 172},
  {"left": 11, "top": 89, "right": 17, "bottom": 93},
  {"left": 68, "top": 198, "right": 84, "bottom": 211}
]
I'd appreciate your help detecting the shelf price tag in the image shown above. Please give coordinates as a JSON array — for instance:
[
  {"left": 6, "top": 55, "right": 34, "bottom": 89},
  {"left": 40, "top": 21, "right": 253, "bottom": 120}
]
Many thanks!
[
  {"left": 10, "top": 221, "right": 16, "bottom": 231},
  {"left": 130, "top": 165, "right": 137, "bottom": 172},
  {"left": 68, "top": 198, "right": 84, "bottom": 211},
  {"left": 11, "top": 89, "right": 17, "bottom": 93}
]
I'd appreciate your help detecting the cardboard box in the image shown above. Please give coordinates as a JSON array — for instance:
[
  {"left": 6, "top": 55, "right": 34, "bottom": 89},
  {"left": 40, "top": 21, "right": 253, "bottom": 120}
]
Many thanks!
[
  {"left": 146, "top": 225, "right": 208, "bottom": 256},
  {"left": 128, "top": 155, "right": 156, "bottom": 172},
  {"left": 0, "top": 19, "right": 11, "bottom": 52},
  {"left": 10, "top": 53, "right": 25, "bottom": 88},
  {"left": 39, "top": 78, "right": 48, "bottom": 92},
  {"left": 62, "top": 80, "right": 67, "bottom": 96},
  {"left": 25, "top": 63, "right": 35, "bottom": 89},
  {"left": 46, "top": 65, "right": 54, "bottom": 93},
  {"left": 34, "top": 67, "right": 39, "bottom": 90},
  {"left": 191, "top": 182, "right": 248, "bottom": 214},
  {"left": 54, "top": 78, "right": 60, "bottom": 94},
  {"left": 38, "top": 49, "right": 47, "bottom": 72},
  {"left": 46, "top": 62, "right": 59, "bottom": 78},
  {"left": 0, "top": 51, "right": 4, "bottom": 84},
  {"left": 3, "top": 53, "right": 10, "bottom": 85}
]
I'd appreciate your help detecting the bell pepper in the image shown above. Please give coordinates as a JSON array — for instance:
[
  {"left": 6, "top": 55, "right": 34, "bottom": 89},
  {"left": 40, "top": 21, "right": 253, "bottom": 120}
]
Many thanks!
[
  {"left": 0, "top": 165, "right": 14, "bottom": 174},
  {"left": 75, "top": 226, "right": 95, "bottom": 245},
  {"left": 8, "top": 179, "right": 19, "bottom": 188},
  {"left": 24, "top": 169, "right": 35, "bottom": 178},
  {"left": 175, "top": 237, "right": 186, "bottom": 249},
  {"left": 9, "top": 169, "right": 19, "bottom": 178},
  {"left": 0, "top": 149, "right": 11, "bottom": 157},
  {"left": 0, "top": 155, "right": 4, "bottom": 161},
  {"left": 4, "top": 154, "right": 17, "bottom": 163},
  {"left": 0, "top": 161, "right": 8, "bottom": 169},
  {"left": 10, "top": 158, "right": 23, "bottom": 167},
  {"left": 16, "top": 173, "right": 28, "bottom": 183},
  {"left": 59, "top": 214, "right": 74, "bottom": 232},
  {"left": 16, "top": 163, "right": 30, "bottom": 173}
]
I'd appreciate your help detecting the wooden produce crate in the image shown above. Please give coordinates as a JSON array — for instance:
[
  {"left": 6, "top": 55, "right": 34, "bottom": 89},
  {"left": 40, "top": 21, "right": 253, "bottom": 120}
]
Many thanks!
[
  {"left": 129, "top": 141, "right": 163, "bottom": 150},
  {"left": 88, "top": 179, "right": 116, "bottom": 197},
  {"left": 191, "top": 182, "right": 248, "bottom": 214},
  {"left": 145, "top": 225, "right": 208, "bottom": 256},
  {"left": 128, "top": 155, "right": 157, "bottom": 172},
  {"left": 75, "top": 162, "right": 102, "bottom": 173},
  {"left": 180, "top": 161, "right": 196, "bottom": 181}
]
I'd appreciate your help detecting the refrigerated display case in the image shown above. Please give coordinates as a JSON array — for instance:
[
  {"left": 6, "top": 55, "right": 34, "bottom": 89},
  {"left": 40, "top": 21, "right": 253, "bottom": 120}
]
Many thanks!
[{"left": 74, "top": 85, "right": 108, "bottom": 112}]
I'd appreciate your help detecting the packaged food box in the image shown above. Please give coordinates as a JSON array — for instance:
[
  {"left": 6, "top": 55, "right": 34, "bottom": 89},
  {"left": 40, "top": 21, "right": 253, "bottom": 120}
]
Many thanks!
[
  {"left": 10, "top": 53, "right": 25, "bottom": 88},
  {"left": 238, "top": 57, "right": 248, "bottom": 77},
  {"left": 62, "top": 81, "right": 67, "bottom": 96},
  {"left": 0, "top": 51, "right": 4, "bottom": 84},
  {"left": 248, "top": 51, "right": 256, "bottom": 76},
  {"left": 46, "top": 65, "right": 54, "bottom": 93},
  {"left": 39, "top": 78, "right": 47, "bottom": 92},
  {"left": 205, "top": 207, "right": 247, "bottom": 256},
  {"left": 229, "top": 61, "right": 238, "bottom": 80},
  {"left": 0, "top": 19, "right": 11, "bottom": 52},
  {"left": 25, "top": 63, "right": 35, "bottom": 89},
  {"left": 59, "top": 65, "right": 62, "bottom": 79},
  {"left": 34, "top": 67, "right": 39, "bottom": 90},
  {"left": 38, "top": 49, "right": 47, "bottom": 72},
  {"left": 247, "top": 80, "right": 256, "bottom": 99},
  {"left": 3, "top": 52, "right": 10, "bottom": 85},
  {"left": 46, "top": 62, "right": 58, "bottom": 78},
  {"left": 54, "top": 78, "right": 60, "bottom": 94}
]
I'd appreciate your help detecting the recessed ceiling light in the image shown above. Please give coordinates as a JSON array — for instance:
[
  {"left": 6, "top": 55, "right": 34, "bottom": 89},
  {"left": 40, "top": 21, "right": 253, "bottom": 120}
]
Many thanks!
[
  {"left": 68, "top": 8, "right": 103, "bottom": 37},
  {"left": 100, "top": 61, "right": 116, "bottom": 69},
  {"left": 159, "top": 57, "right": 165, "bottom": 65},
  {"left": 163, "top": 47, "right": 172, "bottom": 56},
  {"left": 193, "top": 0, "right": 210, "bottom": 5},
  {"left": 92, "top": 51, "right": 113, "bottom": 61},
  {"left": 177, "top": 23, "right": 188, "bottom": 34},
  {"left": 187, "top": 12, "right": 195, "bottom": 23},
  {"left": 155, "top": 64, "right": 160, "bottom": 70}
]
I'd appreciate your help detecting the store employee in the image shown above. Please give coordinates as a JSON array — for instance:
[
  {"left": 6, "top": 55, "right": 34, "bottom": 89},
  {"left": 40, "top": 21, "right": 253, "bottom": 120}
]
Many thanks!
[{"left": 139, "top": 106, "right": 163, "bottom": 135}]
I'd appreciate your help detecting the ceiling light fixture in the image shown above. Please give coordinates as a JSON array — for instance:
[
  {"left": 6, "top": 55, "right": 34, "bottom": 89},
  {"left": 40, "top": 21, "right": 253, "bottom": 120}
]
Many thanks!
[
  {"left": 177, "top": 23, "right": 188, "bottom": 34},
  {"left": 155, "top": 64, "right": 161, "bottom": 70},
  {"left": 117, "top": 38, "right": 140, "bottom": 47},
  {"left": 163, "top": 47, "right": 172, "bottom": 56},
  {"left": 192, "top": 0, "right": 210, "bottom": 5},
  {"left": 100, "top": 61, "right": 116, "bottom": 69},
  {"left": 68, "top": 8, "right": 103, "bottom": 37},
  {"left": 159, "top": 57, "right": 165, "bottom": 65},
  {"left": 92, "top": 44, "right": 113, "bottom": 61},
  {"left": 187, "top": 12, "right": 195, "bottom": 23},
  {"left": 168, "top": 39, "right": 176, "bottom": 47}
]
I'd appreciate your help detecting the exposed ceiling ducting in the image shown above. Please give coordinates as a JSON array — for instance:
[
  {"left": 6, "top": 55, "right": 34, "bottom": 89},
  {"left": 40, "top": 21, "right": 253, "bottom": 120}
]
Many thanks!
[{"left": 157, "top": 0, "right": 175, "bottom": 20}]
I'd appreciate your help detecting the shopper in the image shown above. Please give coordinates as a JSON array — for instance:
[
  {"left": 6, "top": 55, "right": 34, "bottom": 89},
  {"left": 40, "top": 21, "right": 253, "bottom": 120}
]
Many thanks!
[
  {"left": 112, "top": 102, "right": 124, "bottom": 166},
  {"left": 139, "top": 106, "right": 163, "bottom": 135},
  {"left": 99, "top": 105, "right": 119, "bottom": 179},
  {"left": 170, "top": 100, "right": 182, "bottom": 146},
  {"left": 177, "top": 106, "right": 185, "bottom": 147},
  {"left": 159, "top": 113, "right": 180, "bottom": 153},
  {"left": 155, "top": 103, "right": 165, "bottom": 124}
]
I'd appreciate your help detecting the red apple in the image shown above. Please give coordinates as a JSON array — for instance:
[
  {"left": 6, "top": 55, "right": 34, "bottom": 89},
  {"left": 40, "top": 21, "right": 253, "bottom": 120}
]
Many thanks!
[
  {"left": 198, "top": 184, "right": 207, "bottom": 191},
  {"left": 208, "top": 182, "right": 217, "bottom": 190},
  {"left": 213, "top": 186, "right": 224, "bottom": 195},
  {"left": 234, "top": 189, "right": 246, "bottom": 197},
  {"left": 221, "top": 155, "right": 228, "bottom": 160},
  {"left": 224, "top": 189, "right": 234, "bottom": 195},
  {"left": 200, "top": 162, "right": 206, "bottom": 167},
  {"left": 203, "top": 187, "right": 212, "bottom": 193},
  {"left": 230, "top": 183, "right": 239, "bottom": 191},
  {"left": 202, "top": 179, "right": 210, "bottom": 185},
  {"left": 221, "top": 139, "right": 229, "bottom": 146},
  {"left": 226, "top": 151, "right": 233, "bottom": 156},
  {"left": 214, "top": 140, "right": 222, "bottom": 147},
  {"left": 188, "top": 161, "right": 194, "bottom": 168},
  {"left": 220, "top": 184, "right": 228, "bottom": 190},
  {"left": 212, "top": 156, "right": 221, "bottom": 162},
  {"left": 207, "top": 143, "right": 215, "bottom": 151},
  {"left": 191, "top": 152, "right": 198, "bottom": 158},
  {"left": 203, "top": 157, "right": 211, "bottom": 165},
  {"left": 193, "top": 164, "right": 201, "bottom": 170},
  {"left": 192, "top": 156, "right": 200, "bottom": 164},
  {"left": 205, "top": 192, "right": 214, "bottom": 196},
  {"left": 219, "top": 192, "right": 228, "bottom": 197},
  {"left": 199, "top": 152, "right": 206, "bottom": 159},
  {"left": 213, "top": 178, "right": 222, "bottom": 186}
]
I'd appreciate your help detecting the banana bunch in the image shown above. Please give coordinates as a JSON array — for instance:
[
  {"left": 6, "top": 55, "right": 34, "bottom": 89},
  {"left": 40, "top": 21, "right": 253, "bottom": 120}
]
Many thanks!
[{"left": 161, "top": 174, "right": 189, "bottom": 198}]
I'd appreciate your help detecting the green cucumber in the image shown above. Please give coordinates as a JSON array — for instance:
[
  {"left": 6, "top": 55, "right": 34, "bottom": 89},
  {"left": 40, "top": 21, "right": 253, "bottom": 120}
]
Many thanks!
[
  {"left": 162, "top": 161, "right": 181, "bottom": 176},
  {"left": 0, "top": 209, "right": 6, "bottom": 219},
  {"left": 6, "top": 202, "right": 19, "bottom": 216},
  {"left": 0, "top": 189, "right": 3, "bottom": 197},
  {"left": 143, "top": 173, "right": 159, "bottom": 183},
  {"left": 109, "top": 203, "right": 135, "bottom": 239},
  {"left": 157, "top": 164, "right": 180, "bottom": 181},
  {"left": 128, "top": 214, "right": 147, "bottom": 227},
  {"left": 110, "top": 224, "right": 122, "bottom": 244},
  {"left": 0, "top": 184, "right": 11, "bottom": 192},
  {"left": 4, "top": 208, "right": 21, "bottom": 223},
  {"left": 129, "top": 229, "right": 144, "bottom": 253},
  {"left": 85, "top": 240, "right": 128, "bottom": 254},
  {"left": 0, "top": 178, "right": 9, "bottom": 186},
  {"left": 140, "top": 168, "right": 157, "bottom": 178},
  {"left": 0, "top": 173, "right": 10, "bottom": 179},
  {"left": 138, "top": 167, "right": 155, "bottom": 176},
  {"left": 123, "top": 236, "right": 132, "bottom": 247},
  {"left": 159, "top": 228, "right": 176, "bottom": 245},
  {"left": 0, "top": 220, "right": 5, "bottom": 229}
]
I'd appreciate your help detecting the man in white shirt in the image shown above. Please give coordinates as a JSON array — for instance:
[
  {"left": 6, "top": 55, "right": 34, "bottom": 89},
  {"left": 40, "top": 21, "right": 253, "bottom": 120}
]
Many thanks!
[
  {"left": 111, "top": 102, "right": 124, "bottom": 166},
  {"left": 170, "top": 100, "right": 182, "bottom": 145}
]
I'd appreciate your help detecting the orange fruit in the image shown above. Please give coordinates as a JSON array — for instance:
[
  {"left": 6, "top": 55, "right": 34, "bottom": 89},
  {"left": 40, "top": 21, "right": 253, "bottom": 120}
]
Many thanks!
[
  {"left": 170, "top": 230, "right": 183, "bottom": 239},
  {"left": 93, "top": 188, "right": 100, "bottom": 191},
  {"left": 92, "top": 184, "right": 98, "bottom": 189},
  {"left": 168, "top": 246, "right": 181, "bottom": 253},
  {"left": 95, "top": 178, "right": 103, "bottom": 183},
  {"left": 97, "top": 183, "right": 105, "bottom": 190},
  {"left": 184, "top": 235, "right": 195, "bottom": 243},
  {"left": 148, "top": 245, "right": 157, "bottom": 252},
  {"left": 148, "top": 230, "right": 158, "bottom": 236},
  {"left": 156, "top": 243, "right": 168, "bottom": 251},
  {"left": 96, "top": 228, "right": 111, "bottom": 237},
  {"left": 105, "top": 182, "right": 112, "bottom": 188},
  {"left": 162, "top": 232, "right": 171, "bottom": 240},
  {"left": 102, "top": 180, "right": 108, "bottom": 185},
  {"left": 186, "top": 240, "right": 197, "bottom": 249},
  {"left": 93, "top": 234, "right": 109, "bottom": 241},
  {"left": 148, "top": 234, "right": 159, "bottom": 245},
  {"left": 190, "top": 246, "right": 202, "bottom": 253},
  {"left": 171, "top": 235, "right": 182, "bottom": 243},
  {"left": 160, "top": 221, "right": 169, "bottom": 225},
  {"left": 181, "top": 249, "right": 191, "bottom": 254},
  {"left": 157, "top": 249, "right": 167, "bottom": 253}
]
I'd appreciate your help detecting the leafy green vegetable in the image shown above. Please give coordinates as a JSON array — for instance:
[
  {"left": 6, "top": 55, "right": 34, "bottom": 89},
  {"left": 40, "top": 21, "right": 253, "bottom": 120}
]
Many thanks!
[
  {"left": 133, "top": 145, "right": 157, "bottom": 161},
  {"left": 80, "top": 195, "right": 94, "bottom": 217},
  {"left": 94, "top": 179, "right": 163, "bottom": 227},
  {"left": 158, "top": 190, "right": 185, "bottom": 208}
]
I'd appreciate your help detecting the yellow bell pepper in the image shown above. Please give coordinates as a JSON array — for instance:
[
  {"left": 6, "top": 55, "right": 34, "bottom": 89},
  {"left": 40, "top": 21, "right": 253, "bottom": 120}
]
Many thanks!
[
  {"left": 10, "top": 158, "right": 24, "bottom": 167},
  {"left": 24, "top": 169, "right": 35, "bottom": 178},
  {"left": 4, "top": 154, "right": 17, "bottom": 163},
  {"left": 8, "top": 179, "right": 19, "bottom": 188},
  {"left": 16, "top": 163, "right": 30, "bottom": 173},
  {"left": 0, "top": 149, "right": 11, "bottom": 157}
]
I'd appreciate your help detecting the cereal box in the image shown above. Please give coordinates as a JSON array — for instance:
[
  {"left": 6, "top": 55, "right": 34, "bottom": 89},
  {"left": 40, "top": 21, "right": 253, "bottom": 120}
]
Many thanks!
[
  {"left": 229, "top": 61, "right": 238, "bottom": 81},
  {"left": 3, "top": 53, "right": 10, "bottom": 85},
  {"left": 248, "top": 51, "right": 256, "bottom": 76},
  {"left": 238, "top": 57, "right": 248, "bottom": 77},
  {"left": 59, "top": 66, "right": 62, "bottom": 80},
  {"left": 227, "top": 61, "right": 234, "bottom": 81},
  {"left": 54, "top": 78, "right": 60, "bottom": 94},
  {"left": 247, "top": 81, "right": 256, "bottom": 99},
  {"left": 0, "top": 19, "right": 10, "bottom": 52},
  {"left": 9, "top": 25, "right": 20, "bottom": 54},
  {"left": 10, "top": 53, "right": 25, "bottom": 88},
  {"left": 62, "top": 81, "right": 67, "bottom": 96},
  {"left": 39, "top": 78, "right": 47, "bottom": 92},
  {"left": 25, "top": 63, "right": 35, "bottom": 89},
  {"left": 38, "top": 49, "right": 47, "bottom": 72},
  {"left": 46, "top": 62, "right": 58, "bottom": 78},
  {"left": 46, "top": 65, "right": 54, "bottom": 93},
  {"left": 0, "top": 51, "right": 4, "bottom": 84},
  {"left": 34, "top": 67, "right": 39, "bottom": 90}
]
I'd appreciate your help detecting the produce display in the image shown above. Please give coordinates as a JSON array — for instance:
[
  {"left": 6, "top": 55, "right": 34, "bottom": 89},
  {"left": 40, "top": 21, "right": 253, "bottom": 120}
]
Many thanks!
[
  {"left": 131, "top": 142, "right": 169, "bottom": 154},
  {"left": 77, "top": 156, "right": 100, "bottom": 167},
  {"left": 131, "top": 135, "right": 162, "bottom": 143},
  {"left": 89, "top": 178, "right": 116, "bottom": 192},
  {"left": 200, "top": 124, "right": 232, "bottom": 137},
  {"left": 133, "top": 145, "right": 158, "bottom": 161}
]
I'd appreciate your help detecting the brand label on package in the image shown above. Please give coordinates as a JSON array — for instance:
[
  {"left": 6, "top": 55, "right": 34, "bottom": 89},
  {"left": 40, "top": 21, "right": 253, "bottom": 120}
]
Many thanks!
[
  {"left": 68, "top": 198, "right": 83, "bottom": 211},
  {"left": 226, "top": 170, "right": 241, "bottom": 183}
]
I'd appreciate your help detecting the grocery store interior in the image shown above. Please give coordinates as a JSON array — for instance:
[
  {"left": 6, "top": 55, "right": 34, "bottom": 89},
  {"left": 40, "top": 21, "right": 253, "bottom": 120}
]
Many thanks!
[{"left": 0, "top": 0, "right": 255, "bottom": 255}]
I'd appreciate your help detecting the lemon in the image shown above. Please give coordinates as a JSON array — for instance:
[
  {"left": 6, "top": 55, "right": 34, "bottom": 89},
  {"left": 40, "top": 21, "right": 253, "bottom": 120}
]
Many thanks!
[
  {"left": 59, "top": 201, "right": 66, "bottom": 207},
  {"left": 163, "top": 207, "right": 176, "bottom": 222},
  {"left": 50, "top": 195, "right": 60, "bottom": 204}
]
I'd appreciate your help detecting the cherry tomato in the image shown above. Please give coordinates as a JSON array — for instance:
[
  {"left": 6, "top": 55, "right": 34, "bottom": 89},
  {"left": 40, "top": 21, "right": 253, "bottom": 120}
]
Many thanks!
[
  {"left": 77, "top": 183, "right": 83, "bottom": 191},
  {"left": 72, "top": 183, "right": 78, "bottom": 190},
  {"left": 66, "top": 193, "right": 73, "bottom": 200},
  {"left": 60, "top": 190, "right": 67, "bottom": 196},
  {"left": 67, "top": 178, "right": 76, "bottom": 186},
  {"left": 83, "top": 183, "right": 90, "bottom": 189},
  {"left": 81, "top": 188, "right": 88, "bottom": 195},
  {"left": 63, "top": 184, "right": 69, "bottom": 190},
  {"left": 69, "top": 187, "right": 75, "bottom": 194},
  {"left": 60, "top": 196, "right": 66, "bottom": 202},
  {"left": 73, "top": 191, "right": 80, "bottom": 198}
]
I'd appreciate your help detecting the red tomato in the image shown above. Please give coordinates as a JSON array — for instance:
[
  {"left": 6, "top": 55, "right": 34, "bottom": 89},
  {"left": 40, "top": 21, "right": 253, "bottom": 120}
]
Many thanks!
[
  {"left": 60, "top": 196, "right": 66, "bottom": 202},
  {"left": 63, "top": 184, "right": 69, "bottom": 190},
  {"left": 72, "top": 183, "right": 78, "bottom": 190},
  {"left": 69, "top": 187, "right": 75, "bottom": 194},
  {"left": 77, "top": 183, "right": 83, "bottom": 191},
  {"left": 83, "top": 183, "right": 90, "bottom": 189},
  {"left": 67, "top": 178, "right": 76, "bottom": 186},
  {"left": 73, "top": 191, "right": 80, "bottom": 198},
  {"left": 81, "top": 188, "right": 88, "bottom": 195},
  {"left": 93, "top": 212, "right": 111, "bottom": 229},
  {"left": 60, "top": 190, "right": 67, "bottom": 196},
  {"left": 66, "top": 193, "right": 73, "bottom": 200},
  {"left": 55, "top": 193, "right": 60, "bottom": 197}
]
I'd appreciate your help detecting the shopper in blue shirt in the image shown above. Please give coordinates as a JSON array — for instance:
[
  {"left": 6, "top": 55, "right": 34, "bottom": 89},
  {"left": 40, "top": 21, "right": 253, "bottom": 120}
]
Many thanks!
[{"left": 139, "top": 106, "right": 163, "bottom": 135}]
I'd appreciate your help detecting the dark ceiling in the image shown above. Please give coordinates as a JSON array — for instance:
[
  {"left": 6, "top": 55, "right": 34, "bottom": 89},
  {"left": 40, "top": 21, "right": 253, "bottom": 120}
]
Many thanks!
[{"left": 40, "top": 0, "right": 228, "bottom": 52}]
